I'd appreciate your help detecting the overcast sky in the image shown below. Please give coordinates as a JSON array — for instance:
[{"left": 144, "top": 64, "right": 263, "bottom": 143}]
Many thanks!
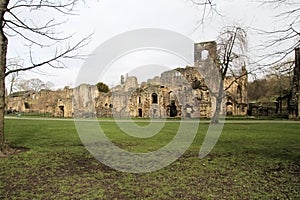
[{"left": 7, "top": 0, "right": 294, "bottom": 89}]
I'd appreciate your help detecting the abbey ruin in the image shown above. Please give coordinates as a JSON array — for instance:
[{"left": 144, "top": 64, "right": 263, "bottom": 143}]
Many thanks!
[{"left": 6, "top": 41, "right": 250, "bottom": 119}]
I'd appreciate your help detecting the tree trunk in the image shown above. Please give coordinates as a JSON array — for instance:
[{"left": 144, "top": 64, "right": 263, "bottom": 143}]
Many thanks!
[
  {"left": 211, "top": 78, "right": 224, "bottom": 124},
  {"left": 9, "top": 75, "right": 14, "bottom": 95},
  {"left": 211, "top": 96, "right": 222, "bottom": 124},
  {"left": 0, "top": 0, "right": 11, "bottom": 155}
]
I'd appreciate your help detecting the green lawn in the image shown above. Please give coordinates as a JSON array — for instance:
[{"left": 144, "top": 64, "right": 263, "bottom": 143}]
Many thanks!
[{"left": 0, "top": 118, "right": 299, "bottom": 199}]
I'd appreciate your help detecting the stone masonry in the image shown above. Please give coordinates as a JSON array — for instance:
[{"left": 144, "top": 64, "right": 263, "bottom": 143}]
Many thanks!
[{"left": 6, "top": 41, "right": 249, "bottom": 118}]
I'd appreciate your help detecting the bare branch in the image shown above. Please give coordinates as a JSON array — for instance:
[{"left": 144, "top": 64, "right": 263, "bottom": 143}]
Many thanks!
[
  {"left": 217, "top": 26, "right": 248, "bottom": 78},
  {"left": 3, "top": 8, "right": 73, "bottom": 48},
  {"left": 253, "top": 0, "right": 300, "bottom": 67},
  {"left": 190, "top": 0, "right": 221, "bottom": 30},
  {"left": 4, "top": 34, "right": 91, "bottom": 77},
  {"left": 5, "top": 10, "right": 69, "bottom": 36},
  {"left": 190, "top": 0, "right": 213, "bottom": 6},
  {"left": 224, "top": 74, "right": 245, "bottom": 92},
  {"left": 4, "top": 22, "right": 57, "bottom": 47},
  {"left": 8, "top": 0, "right": 81, "bottom": 15},
  {"left": 258, "top": 0, "right": 300, "bottom": 8}
]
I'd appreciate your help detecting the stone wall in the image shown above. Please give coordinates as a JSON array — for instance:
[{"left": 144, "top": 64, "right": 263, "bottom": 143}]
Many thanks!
[
  {"left": 6, "top": 87, "right": 73, "bottom": 117},
  {"left": 73, "top": 84, "right": 98, "bottom": 118},
  {"left": 224, "top": 66, "right": 248, "bottom": 116},
  {"left": 95, "top": 63, "right": 247, "bottom": 119},
  {"left": 6, "top": 41, "right": 249, "bottom": 119}
]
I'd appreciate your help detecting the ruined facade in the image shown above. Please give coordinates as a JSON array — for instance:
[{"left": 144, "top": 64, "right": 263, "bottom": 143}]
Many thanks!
[
  {"left": 94, "top": 65, "right": 247, "bottom": 118},
  {"left": 90, "top": 41, "right": 247, "bottom": 118},
  {"left": 6, "top": 87, "right": 74, "bottom": 117},
  {"left": 6, "top": 41, "right": 248, "bottom": 118},
  {"left": 224, "top": 66, "right": 248, "bottom": 116}
]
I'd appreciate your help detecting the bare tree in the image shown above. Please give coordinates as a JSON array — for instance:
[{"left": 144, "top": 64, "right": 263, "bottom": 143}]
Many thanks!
[
  {"left": 7, "top": 71, "right": 17, "bottom": 94},
  {"left": 0, "top": 0, "right": 90, "bottom": 155},
  {"left": 44, "top": 81, "right": 55, "bottom": 90},
  {"left": 189, "top": 0, "right": 219, "bottom": 29},
  {"left": 253, "top": 0, "right": 299, "bottom": 118},
  {"left": 15, "top": 78, "right": 29, "bottom": 91},
  {"left": 14, "top": 78, "right": 54, "bottom": 92},
  {"left": 28, "top": 78, "right": 43, "bottom": 92},
  {"left": 6, "top": 58, "right": 23, "bottom": 94},
  {"left": 256, "top": 0, "right": 299, "bottom": 66},
  {"left": 211, "top": 25, "right": 248, "bottom": 124}
]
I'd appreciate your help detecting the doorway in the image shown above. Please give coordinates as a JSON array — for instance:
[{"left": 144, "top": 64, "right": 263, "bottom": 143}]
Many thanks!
[
  {"left": 138, "top": 108, "right": 143, "bottom": 117},
  {"left": 59, "top": 106, "right": 64, "bottom": 117},
  {"left": 170, "top": 101, "right": 177, "bottom": 117}
]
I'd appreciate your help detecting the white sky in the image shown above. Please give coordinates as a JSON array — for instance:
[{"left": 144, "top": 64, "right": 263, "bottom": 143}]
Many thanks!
[{"left": 6, "top": 0, "right": 294, "bottom": 89}]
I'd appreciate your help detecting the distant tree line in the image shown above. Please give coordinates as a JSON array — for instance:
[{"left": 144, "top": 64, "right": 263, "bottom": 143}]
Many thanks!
[
  {"left": 9, "top": 78, "right": 55, "bottom": 94},
  {"left": 248, "top": 74, "right": 292, "bottom": 102}
]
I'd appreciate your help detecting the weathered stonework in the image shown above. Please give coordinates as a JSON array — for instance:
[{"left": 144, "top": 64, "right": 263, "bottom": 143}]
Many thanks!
[
  {"left": 6, "top": 41, "right": 248, "bottom": 118},
  {"left": 224, "top": 66, "right": 248, "bottom": 116},
  {"left": 6, "top": 87, "right": 73, "bottom": 117},
  {"left": 73, "top": 84, "right": 99, "bottom": 118},
  {"left": 94, "top": 64, "right": 247, "bottom": 119}
]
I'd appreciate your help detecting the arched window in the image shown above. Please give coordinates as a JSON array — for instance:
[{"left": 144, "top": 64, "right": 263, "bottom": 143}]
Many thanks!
[
  {"left": 201, "top": 50, "right": 209, "bottom": 60},
  {"left": 152, "top": 93, "right": 158, "bottom": 104},
  {"left": 237, "top": 85, "right": 242, "bottom": 99},
  {"left": 175, "top": 71, "right": 181, "bottom": 77}
]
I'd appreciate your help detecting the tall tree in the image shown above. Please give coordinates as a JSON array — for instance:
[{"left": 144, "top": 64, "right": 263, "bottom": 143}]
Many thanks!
[
  {"left": 212, "top": 26, "right": 248, "bottom": 124},
  {"left": 0, "top": 0, "right": 89, "bottom": 155}
]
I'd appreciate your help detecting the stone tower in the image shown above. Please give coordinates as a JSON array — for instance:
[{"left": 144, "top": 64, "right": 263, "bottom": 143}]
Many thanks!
[{"left": 194, "top": 41, "right": 219, "bottom": 68}]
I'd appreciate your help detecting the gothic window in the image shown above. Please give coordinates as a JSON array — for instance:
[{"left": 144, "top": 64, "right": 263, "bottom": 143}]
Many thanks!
[
  {"left": 152, "top": 93, "right": 158, "bottom": 104},
  {"left": 24, "top": 102, "right": 30, "bottom": 109}
]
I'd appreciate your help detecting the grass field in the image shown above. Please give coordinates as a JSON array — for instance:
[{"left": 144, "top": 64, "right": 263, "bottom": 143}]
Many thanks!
[{"left": 0, "top": 118, "right": 299, "bottom": 199}]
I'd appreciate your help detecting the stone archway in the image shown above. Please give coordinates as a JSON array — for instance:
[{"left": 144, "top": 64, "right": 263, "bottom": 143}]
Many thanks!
[
  {"left": 59, "top": 105, "right": 64, "bottom": 117},
  {"left": 152, "top": 93, "right": 158, "bottom": 104},
  {"left": 226, "top": 102, "right": 233, "bottom": 116}
]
